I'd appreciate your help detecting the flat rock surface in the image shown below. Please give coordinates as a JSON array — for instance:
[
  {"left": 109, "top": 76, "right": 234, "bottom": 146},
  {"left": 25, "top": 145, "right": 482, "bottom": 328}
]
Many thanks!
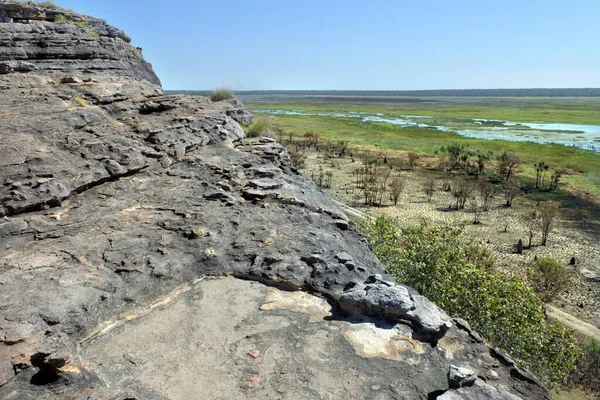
[{"left": 78, "top": 277, "right": 533, "bottom": 400}]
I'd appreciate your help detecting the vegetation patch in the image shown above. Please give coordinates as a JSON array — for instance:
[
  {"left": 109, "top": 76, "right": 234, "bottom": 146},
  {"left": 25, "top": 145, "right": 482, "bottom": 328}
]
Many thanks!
[
  {"left": 245, "top": 115, "right": 275, "bottom": 138},
  {"left": 568, "top": 339, "right": 600, "bottom": 396},
  {"left": 52, "top": 13, "right": 67, "bottom": 24},
  {"left": 359, "top": 216, "right": 581, "bottom": 385},
  {"left": 209, "top": 87, "right": 235, "bottom": 102},
  {"left": 73, "top": 96, "right": 88, "bottom": 107}
]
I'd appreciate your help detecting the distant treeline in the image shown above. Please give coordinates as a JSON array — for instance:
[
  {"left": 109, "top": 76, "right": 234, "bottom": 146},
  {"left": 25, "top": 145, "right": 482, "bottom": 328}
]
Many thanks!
[{"left": 166, "top": 88, "right": 600, "bottom": 97}]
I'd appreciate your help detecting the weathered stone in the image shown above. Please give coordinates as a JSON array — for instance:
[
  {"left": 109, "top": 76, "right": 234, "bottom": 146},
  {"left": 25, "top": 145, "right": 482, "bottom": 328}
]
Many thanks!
[
  {"left": 0, "top": 61, "right": 36, "bottom": 74},
  {"left": 448, "top": 365, "right": 477, "bottom": 388},
  {"left": 439, "top": 380, "right": 522, "bottom": 400}
]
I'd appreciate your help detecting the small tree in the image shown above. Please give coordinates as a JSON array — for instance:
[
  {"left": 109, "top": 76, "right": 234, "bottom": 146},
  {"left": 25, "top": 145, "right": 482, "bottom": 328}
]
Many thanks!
[
  {"left": 539, "top": 201, "right": 559, "bottom": 246},
  {"left": 503, "top": 179, "right": 521, "bottom": 207},
  {"left": 523, "top": 208, "right": 538, "bottom": 249},
  {"left": 479, "top": 182, "right": 495, "bottom": 211},
  {"left": 530, "top": 257, "right": 570, "bottom": 302},
  {"left": 452, "top": 180, "right": 474, "bottom": 209},
  {"left": 534, "top": 161, "right": 546, "bottom": 189},
  {"left": 440, "top": 143, "right": 466, "bottom": 169},
  {"left": 287, "top": 145, "right": 306, "bottom": 169},
  {"left": 468, "top": 198, "right": 481, "bottom": 224},
  {"left": 549, "top": 169, "right": 564, "bottom": 192},
  {"left": 496, "top": 151, "right": 521, "bottom": 181},
  {"left": 477, "top": 152, "right": 491, "bottom": 176},
  {"left": 338, "top": 140, "right": 349, "bottom": 156},
  {"left": 407, "top": 152, "right": 419, "bottom": 170},
  {"left": 422, "top": 178, "right": 436, "bottom": 202},
  {"left": 362, "top": 164, "right": 391, "bottom": 206},
  {"left": 389, "top": 177, "right": 407, "bottom": 205}
]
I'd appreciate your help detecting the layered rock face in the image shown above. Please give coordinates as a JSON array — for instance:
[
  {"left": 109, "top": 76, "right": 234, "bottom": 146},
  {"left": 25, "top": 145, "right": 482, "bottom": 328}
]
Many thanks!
[{"left": 0, "top": 3, "right": 549, "bottom": 399}]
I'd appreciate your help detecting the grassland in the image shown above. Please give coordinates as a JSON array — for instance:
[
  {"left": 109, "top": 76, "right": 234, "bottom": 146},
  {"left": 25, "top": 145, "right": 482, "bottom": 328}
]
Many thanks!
[
  {"left": 249, "top": 96, "right": 600, "bottom": 125},
  {"left": 247, "top": 110, "right": 600, "bottom": 197}
]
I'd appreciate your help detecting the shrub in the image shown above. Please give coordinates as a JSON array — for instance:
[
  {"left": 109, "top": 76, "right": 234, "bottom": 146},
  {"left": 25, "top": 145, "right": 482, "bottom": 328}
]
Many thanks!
[
  {"left": 53, "top": 14, "right": 68, "bottom": 24},
  {"left": 72, "top": 19, "right": 90, "bottom": 28},
  {"left": 530, "top": 257, "right": 570, "bottom": 302},
  {"left": 359, "top": 216, "right": 581, "bottom": 385},
  {"left": 84, "top": 31, "right": 100, "bottom": 39},
  {"left": 35, "top": 1, "right": 75, "bottom": 12},
  {"left": 503, "top": 178, "right": 521, "bottom": 206},
  {"left": 209, "top": 87, "right": 235, "bottom": 102},
  {"left": 245, "top": 115, "right": 275, "bottom": 138},
  {"left": 539, "top": 201, "right": 559, "bottom": 246},
  {"left": 389, "top": 177, "right": 407, "bottom": 205},
  {"left": 73, "top": 96, "right": 88, "bottom": 107},
  {"left": 569, "top": 339, "right": 600, "bottom": 395},
  {"left": 287, "top": 144, "right": 306, "bottom": 169},
  {"left": 422, "top": 178, "right": 436, "bottom": 202}
]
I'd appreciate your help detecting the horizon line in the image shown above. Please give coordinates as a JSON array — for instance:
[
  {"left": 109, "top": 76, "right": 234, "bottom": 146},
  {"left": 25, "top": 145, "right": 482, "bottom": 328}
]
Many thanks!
[{"left": 165, "top": 87, "right": 600, "bottom": 92}]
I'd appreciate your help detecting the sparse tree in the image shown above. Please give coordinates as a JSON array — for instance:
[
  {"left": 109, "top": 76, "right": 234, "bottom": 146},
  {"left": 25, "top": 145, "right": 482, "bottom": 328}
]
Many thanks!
[
  {"left": 542, "top": 164, "right": 550, "bottom": 189},
  {"left": 389, "top": 177, "right": 407, "bottom": 205},
  {"left": 503, "top": 178, "right": 521, "bottom": 207},
  {"left": 479, "top": 182, "right": 495, "bottom": 211},
  {"left": 477, "top": 152, "right": 491, "bottom": 177},
  {"left": 496, "top": 151, "right": 521, "bottom": 181},
  {"left": 287, "top": 144, "right": 306, "bottom": 169},
  {"left": 338, "top": 140, "right": 349, "bottom": 156},
  {"left": 539, "top": 201, "right": 560, "bottom": 246},
  {"left": 468, "top": 198, "right": 481, "bottom": 224},
  {"left": 407, "top": 152, "right": 419, "bottom": 170},
  {"left": 530, "top": 257, "right": 570, "bottom": 302},
  {"left": 422, "top": 178, "right": 436, "bottom": 202},
  {"left": 362, "top": 164, "right": 391, "bottom": 206},
  {"left": 549, "top": 169, "right": 564, "bottom": 192},
  {"left": 452, "top": 180, "right": 474, "bottom": 209},
  {"left": 523, "top": 208, "right": 539, "bottom": 249},
  {"left": 534, "top": 161, "right": 546, "bottom": 189},
  {"left": 440, "top": 143, "right": 467, "bottom": 169}
]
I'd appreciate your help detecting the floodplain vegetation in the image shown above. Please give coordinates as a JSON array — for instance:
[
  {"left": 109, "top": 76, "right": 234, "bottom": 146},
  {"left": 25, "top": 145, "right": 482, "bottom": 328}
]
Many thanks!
[{"left": 244, "top": 99, "right": 600, "bottom": 396}]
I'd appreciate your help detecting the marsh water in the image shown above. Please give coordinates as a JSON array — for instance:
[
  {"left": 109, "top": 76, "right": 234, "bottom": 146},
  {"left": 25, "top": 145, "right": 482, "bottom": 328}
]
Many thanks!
[{"left": 253, "top": 109, "right": 600, "bottom": 152}]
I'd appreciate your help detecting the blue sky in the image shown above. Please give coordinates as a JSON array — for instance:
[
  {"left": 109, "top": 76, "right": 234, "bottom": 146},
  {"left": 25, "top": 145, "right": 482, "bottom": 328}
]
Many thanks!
[{"left": 56, "top": 0, "right": 599, "bottom": 90}]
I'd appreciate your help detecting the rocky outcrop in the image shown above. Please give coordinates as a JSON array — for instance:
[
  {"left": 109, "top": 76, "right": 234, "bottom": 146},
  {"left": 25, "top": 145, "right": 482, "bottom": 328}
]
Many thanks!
[{"left": 0, "top": 3, "right": 549, "bottom": 399}]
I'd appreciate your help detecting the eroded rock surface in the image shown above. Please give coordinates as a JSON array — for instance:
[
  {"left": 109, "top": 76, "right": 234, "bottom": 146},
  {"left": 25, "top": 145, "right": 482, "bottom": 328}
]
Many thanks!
[{"left": 0, "top": 3, "right": 549, "bottom": 399}]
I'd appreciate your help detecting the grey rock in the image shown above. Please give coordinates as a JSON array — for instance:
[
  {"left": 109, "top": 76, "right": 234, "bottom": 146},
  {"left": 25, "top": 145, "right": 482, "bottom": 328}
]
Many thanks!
[
  {"left": 439, "top": 380, "right": 523, "bottom": 400},
  {"left": 407, "top": 294, "right": 453, "bottom": 335},
  {"left": 448, "top": 365, "right": 477, "bottom": 388},
  {"left": 0, "top": 60, "right": 36, "bottom": 74},
  {"left": 246, "top": 178, "right": 284, "bottom": 190},
  {"left": 334, "top": 218, "right": 350, "bottom": 230}
]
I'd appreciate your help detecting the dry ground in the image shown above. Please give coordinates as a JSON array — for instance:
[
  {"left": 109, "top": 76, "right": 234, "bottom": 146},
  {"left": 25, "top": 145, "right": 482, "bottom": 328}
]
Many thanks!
[{"left": 300, "top": 151, "right": 600, "bottom": 331}]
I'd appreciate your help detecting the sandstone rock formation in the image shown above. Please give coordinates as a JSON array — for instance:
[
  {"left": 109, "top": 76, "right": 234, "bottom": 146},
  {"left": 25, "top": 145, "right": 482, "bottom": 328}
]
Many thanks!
[{"left": 0, "top": 3, "right": 550, "bottom": 399}]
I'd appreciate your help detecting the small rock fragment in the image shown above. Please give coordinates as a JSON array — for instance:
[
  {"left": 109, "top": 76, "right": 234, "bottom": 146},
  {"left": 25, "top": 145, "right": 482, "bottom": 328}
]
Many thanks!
[
  {"left": 448, "top": 365, "right": 477, "bottom": 388},
  {"left": 248, "top": 376, "right": 260, "bottom": 388},
  {"left": 248, "top": 349, "right": 260, "bottom": 358},
  {"left": 205, "top": 248, "right": 217, "bottom": 258}
]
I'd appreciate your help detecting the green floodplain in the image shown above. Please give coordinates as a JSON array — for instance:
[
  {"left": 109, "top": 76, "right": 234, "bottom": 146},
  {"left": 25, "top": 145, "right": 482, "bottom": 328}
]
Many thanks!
[{"left": 243, "top": 95, "right": 600, "bottom": 199}]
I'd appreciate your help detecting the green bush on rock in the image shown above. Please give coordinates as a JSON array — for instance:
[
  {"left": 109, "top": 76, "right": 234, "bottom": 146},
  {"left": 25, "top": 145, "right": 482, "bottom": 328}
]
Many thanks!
[
  {"left": 245, "top": 115, "right": 276, "bottom": 138},
  {"left": 359, "top": 216, "right": 581, "bottom": 385},
  {"left": 209, "top": 87, "right": 235, "bottom": 102}
]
